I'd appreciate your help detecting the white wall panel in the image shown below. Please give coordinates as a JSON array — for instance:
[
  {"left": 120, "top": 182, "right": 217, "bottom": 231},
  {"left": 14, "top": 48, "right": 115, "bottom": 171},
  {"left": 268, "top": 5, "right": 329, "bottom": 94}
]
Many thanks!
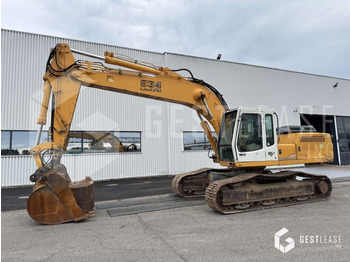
[
  {"left": 1, "top": 156, "right": 37, "bottom": 186},
  {"left": 166, "top": 130, "right": 219, "bottom": 175}
]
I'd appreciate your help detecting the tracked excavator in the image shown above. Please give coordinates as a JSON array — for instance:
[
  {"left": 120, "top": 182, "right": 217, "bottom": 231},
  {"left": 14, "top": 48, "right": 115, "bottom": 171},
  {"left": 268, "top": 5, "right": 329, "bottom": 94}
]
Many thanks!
[{"left": 27, "top": 43, "right": 333, "bottom": 224}]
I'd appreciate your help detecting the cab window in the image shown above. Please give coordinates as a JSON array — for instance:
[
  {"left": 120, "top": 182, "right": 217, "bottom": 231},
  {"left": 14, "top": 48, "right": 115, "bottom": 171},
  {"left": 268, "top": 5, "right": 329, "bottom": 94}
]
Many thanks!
[
  {"left": 218, "top": 111, "right": 237, "bottom": 161},
  {"left": 265, "top": 114, "right": 274, "bottom": 147},
  {"left": 237, "top": 113, "right": 262, "bottom": 152}
]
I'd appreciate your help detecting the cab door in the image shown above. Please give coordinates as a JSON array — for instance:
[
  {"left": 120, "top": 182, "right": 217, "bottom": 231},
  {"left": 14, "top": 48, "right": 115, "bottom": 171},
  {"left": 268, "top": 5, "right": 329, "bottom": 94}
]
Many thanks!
[
  {"left": 234, "top": 111, "right": 266, "bottom": 162},
  {"left": 233, "top": 109, "right": 278, "bottom": 163},
  {"left": 264, "top": 113, "right": 278, "bottom": 161}
]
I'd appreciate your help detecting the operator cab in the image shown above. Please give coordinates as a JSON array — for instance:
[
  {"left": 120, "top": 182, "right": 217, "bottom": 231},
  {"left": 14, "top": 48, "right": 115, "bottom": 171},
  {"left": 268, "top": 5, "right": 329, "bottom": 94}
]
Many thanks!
[{"left": 217, "top": 107, "right": 278, "bottom": 164}]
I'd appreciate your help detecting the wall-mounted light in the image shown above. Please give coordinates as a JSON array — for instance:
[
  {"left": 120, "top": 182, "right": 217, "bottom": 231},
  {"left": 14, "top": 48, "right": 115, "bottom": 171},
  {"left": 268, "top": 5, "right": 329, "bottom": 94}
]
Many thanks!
[{"left": 333, "top": 82, "right": 338, "bottom": 88}]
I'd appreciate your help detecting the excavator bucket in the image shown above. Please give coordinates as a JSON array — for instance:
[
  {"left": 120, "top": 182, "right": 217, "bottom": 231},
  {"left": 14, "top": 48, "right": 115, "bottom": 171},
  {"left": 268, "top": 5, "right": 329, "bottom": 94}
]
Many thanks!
[{"left": 27, "top": 172, "right": 94, "bottom": 225}]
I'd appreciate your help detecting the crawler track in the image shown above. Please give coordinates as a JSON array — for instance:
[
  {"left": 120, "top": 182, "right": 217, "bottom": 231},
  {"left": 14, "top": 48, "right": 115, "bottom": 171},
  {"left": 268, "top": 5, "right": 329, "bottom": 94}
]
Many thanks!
[
  {"left": 172, "top": 168, "right": 233, "bottom": 198},
  {"left": 205, "top": 171, "right": 332, "bottom": 214}
]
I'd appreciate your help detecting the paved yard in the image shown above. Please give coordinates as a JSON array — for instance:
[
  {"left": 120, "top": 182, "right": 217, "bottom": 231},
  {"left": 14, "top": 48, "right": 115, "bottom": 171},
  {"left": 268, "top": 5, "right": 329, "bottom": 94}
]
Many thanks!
[{"left": 2, "top": 177, "right": 350, "bottom": 262}]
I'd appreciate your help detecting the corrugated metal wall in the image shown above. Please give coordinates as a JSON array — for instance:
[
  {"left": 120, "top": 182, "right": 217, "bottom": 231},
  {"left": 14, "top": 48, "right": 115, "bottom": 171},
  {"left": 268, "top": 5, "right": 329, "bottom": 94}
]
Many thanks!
[{"left": 2, "top": 29, "right": 349, "bottom": 186}]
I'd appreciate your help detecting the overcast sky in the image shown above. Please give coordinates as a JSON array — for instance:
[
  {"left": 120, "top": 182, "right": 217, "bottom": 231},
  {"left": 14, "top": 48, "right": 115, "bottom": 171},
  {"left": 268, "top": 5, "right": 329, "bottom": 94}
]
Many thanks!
[{"left": 2, "top": 0, "right": 349, "bottom": 79}]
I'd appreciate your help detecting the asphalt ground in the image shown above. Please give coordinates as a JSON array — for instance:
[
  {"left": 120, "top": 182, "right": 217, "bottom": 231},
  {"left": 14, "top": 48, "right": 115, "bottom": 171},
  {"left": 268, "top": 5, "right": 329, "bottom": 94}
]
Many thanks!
[
  {"left": 1, "top": 178, "right": 350, "bottom": 262},
  {"left": 2, "top": 165, "right": 350, "bottom": 261},
  {"left": 1, "top": 176, "right": 174, "bottom": 212}
]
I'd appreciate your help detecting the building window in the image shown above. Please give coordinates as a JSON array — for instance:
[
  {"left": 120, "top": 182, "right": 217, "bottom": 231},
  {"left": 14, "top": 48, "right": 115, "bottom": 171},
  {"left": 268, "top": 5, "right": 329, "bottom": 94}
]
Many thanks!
[
  {"left": 1, "top": 130, "right": 140, "bottom": 156},
  {"left": 115, "top": 132, "right": 141, "bottom": 152},
  {"left": 12, "top": 131, "right": 38, "bottom": 155},
  {"left": 1, "top": 131, "right": 11, "bottom": 155},
  {"left": 183, "top": 131, "right": 217, "bottom": 151},
  {"left": 67, "top": 132, "right": 84, "bottom": 154},
  {"left": 1, "top": 130, "right": 48, "bottom": 155},
  {"left": 66, "top": 131, "right": 141, "bottom": 154},
  {"left": 83, "top": 132, "right": 114, "bottom": 153}
]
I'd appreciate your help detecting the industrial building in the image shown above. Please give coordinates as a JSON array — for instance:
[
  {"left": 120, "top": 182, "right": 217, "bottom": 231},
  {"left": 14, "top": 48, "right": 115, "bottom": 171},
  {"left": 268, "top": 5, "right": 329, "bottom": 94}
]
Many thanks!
[{"left": 1, "top": 29, "right": 349, "bottom": 187}]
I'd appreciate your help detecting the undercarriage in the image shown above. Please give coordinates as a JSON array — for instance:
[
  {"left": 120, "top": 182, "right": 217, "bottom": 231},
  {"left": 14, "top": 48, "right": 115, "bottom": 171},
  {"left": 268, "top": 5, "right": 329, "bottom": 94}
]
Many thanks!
[{"left": 172, "top": 169, "right": 332, "bottom": 214}]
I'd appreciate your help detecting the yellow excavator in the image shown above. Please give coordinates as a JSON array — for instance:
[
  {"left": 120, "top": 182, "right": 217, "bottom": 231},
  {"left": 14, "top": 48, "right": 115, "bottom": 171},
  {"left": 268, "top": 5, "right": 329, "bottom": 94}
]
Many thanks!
[{"left": 27, "top": 43, "right": 333, "bottom": 224}]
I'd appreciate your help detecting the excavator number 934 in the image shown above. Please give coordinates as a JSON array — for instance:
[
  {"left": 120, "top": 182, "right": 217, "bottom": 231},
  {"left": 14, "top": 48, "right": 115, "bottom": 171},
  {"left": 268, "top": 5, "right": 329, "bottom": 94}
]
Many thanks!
[{"left": 140, "top": 80, "right": 161, "bottom": 92}]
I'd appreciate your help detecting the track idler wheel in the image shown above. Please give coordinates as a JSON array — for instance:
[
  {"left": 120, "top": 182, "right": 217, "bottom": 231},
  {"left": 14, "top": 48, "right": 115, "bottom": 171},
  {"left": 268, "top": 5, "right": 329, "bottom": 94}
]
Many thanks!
[
  {"left": 316, "top": 181, "right": 329, "bottom": 194},
  {"left": 27, "top": 172, "right": 94, "bottom": 225}
]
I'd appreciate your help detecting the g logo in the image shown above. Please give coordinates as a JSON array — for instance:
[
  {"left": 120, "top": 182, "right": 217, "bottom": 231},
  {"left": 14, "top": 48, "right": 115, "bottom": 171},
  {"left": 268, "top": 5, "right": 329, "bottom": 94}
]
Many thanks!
[{"left": 274, "top": 228, "right": 295, "bottom": 253}]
